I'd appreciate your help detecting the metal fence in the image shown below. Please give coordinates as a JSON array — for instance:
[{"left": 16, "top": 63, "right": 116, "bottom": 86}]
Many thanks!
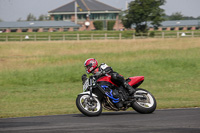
[{"left": 0, "top": 31, "right": 200, "bottom": 42}]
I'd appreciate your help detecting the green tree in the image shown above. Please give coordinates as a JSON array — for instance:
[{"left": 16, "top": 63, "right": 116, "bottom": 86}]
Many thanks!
[
  {"left": 169, "top": 12, "right": 184, "bottom": 20},
  {"left": 17, "top": 18, "right": 23, "bottom": 22},
  {"left": 122, "top": 0, "right": 166, "bottom": 33},
  {"left": 38, "top": 14, "right": 50, "bottom": 21},
  {"left": 26, "top": 13, "right": 36, "bottom": 21},
  {"left": 107, "top": 20, "right": 115, "bottom": 30},
  {"left": 93, "top": 21, "right": 103, "bottom": 30}
]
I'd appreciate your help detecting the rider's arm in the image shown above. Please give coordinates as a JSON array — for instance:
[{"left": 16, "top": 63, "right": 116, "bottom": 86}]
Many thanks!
[
  {"left": 93, "top": 63, "right": 113, "bottom": 78},
  {"left": 99, "top": 63, "right": 113, "bottom": 74},
  {"left": 93, "top": 71, "right": 102, "bottom": 79}
]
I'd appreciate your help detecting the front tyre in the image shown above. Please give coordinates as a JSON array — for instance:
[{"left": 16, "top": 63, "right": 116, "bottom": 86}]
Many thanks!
[
  {"left": 132, "top": 88, "right": 156, "bottom": 114},
  {"left": 76, "top": 94, "right": 102, "bottom": 116}
]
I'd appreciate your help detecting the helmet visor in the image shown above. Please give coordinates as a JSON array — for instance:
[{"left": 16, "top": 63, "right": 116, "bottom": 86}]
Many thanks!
[{"left": 85, "top": 64, "right": 92, "bottom": 73}]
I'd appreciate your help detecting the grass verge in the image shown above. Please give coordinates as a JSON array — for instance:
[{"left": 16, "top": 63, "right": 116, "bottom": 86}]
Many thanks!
[{"left": 0, "top": 38, "right": 200, "bottom": 118}]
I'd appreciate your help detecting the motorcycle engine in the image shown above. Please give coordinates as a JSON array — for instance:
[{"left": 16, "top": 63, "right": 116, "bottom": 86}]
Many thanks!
[
  {"left": 112, "top": 89, "right": 119, "bottom": 98},
  {"left": 112, "top": 88, "right": 124, "bottom": 108},
  {"left": 115, "top": 86, "right": 130, "bottom": 108},
  {"left": 101, "top": 84, "right": 127, "bottom": 109}
]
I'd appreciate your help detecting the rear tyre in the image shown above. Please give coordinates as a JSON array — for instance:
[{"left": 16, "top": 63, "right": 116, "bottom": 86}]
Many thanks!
[
  {"left": 132, "top": 88, "right": 156, "bottom": 114},
  {"left": 76, "top": 94, "right": 102, "bottom": 116}
]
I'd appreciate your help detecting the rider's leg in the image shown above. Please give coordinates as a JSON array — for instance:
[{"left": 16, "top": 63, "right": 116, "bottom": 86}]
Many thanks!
[{"left": 111, "top": 72, "right": 135, "bottom": 95}]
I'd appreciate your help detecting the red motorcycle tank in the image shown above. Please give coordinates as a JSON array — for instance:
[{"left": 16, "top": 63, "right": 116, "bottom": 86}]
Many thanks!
[
  {"left": 97, "top": 75, "right": 118, "bottom": 87},
  {"left": 97, "top": 75, "right": 144, "bottom": 87}
]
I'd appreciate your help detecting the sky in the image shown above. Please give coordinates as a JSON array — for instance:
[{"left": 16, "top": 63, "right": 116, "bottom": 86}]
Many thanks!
[{"left": 0, "top": 0, "right": 200, "bottom": 21}]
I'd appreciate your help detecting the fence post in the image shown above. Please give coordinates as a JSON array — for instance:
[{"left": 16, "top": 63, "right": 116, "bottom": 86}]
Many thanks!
[
  {"left": 34, "top": 34, "right": 36, "bottom": 41},
  {"left": 20, "top": 35, "right": 22, "bottom": 41},
  {"left": 119, "top": 33, "right": 121, "bottom": 40},
  {"left": 48, "top": 35, "right": 51, "bottom": 41},
  {"left": 105, "top": 33, "right": 107, "bottom": 40},
  {"left": 91, "top": 34, "right": 93, "bottom": 40},
  {"left": 63, "top": 34, "right": 65, "bottom": 41},
  {"left": 133, "top": 33, "right": 135, "bottom": 39},
  {"left": 162, "top": 32, "right": 164, "bottom": 39},
  {"left": 77, "top": 34, "right": 79, "bottom": 41},
  {"left": 192, "top": 31, "right": 194, "bottom": 37},
  {"left": 177, "top": 32, "right": 179, "bottom": 38},
  {"left": 6, "top": 35, "right": 8, "bottom": 42}
]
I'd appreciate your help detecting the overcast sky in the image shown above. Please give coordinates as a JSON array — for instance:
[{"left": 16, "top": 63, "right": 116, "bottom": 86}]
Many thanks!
[{"left": 0, "top": 0, "right": 200, "bottom": 21}]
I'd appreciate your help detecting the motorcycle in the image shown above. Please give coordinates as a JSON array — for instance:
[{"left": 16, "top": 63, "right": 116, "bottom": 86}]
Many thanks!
[{"left": 76, "top": 74, "right": 156, "bottom": 116}]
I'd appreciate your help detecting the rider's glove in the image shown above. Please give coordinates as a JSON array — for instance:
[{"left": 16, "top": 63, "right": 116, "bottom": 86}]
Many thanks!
[
  {"left": 94, "top": 71, "right": 102, "bottom": 79},
  {"left": 82, "top": 74, "right": 87, "bottom": 84}
]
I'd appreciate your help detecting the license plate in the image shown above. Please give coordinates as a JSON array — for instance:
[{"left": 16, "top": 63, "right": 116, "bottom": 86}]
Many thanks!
[{"left": 83, "top": 79, "right": 89, "bottom": 92}]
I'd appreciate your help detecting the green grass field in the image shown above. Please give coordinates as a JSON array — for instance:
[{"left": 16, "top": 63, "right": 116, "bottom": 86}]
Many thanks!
[{"left": 0, "top": 38, "right": 200, "bottom": 118}]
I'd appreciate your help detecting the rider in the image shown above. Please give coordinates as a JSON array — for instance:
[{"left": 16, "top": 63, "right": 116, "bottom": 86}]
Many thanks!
[{"left": 82, "top": 58, "right": 135, "bottom": 95}]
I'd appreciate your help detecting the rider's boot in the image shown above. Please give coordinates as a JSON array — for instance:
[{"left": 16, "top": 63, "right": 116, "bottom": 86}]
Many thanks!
[{"left": 124, "top": 82, "right": 136, "bottom": 95}]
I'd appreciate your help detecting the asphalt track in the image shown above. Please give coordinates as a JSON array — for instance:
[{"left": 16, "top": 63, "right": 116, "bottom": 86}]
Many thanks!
[{"left": 0, "top": 108, "right": 200, "bottom": 133}]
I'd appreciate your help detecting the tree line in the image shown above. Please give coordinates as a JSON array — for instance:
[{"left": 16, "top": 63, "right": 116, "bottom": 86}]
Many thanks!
[
  {"left": 16, "top": 13, "right": 50, "bottom": 21},
  {"left": 164, "top": 12, "right": 200, "bottom": 20}
]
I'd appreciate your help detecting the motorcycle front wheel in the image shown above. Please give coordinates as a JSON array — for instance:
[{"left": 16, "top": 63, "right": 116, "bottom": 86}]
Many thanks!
[
  {"left": 132, "top": 88, "right": 157, "bottom": 114},
  {"left": 76, "top": 94, "right": 102, "bottom": 116}
]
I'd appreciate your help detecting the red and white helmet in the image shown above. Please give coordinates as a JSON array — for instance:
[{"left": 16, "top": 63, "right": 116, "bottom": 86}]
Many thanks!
[{"left": 84, "top": 58, "right": 98, "bottom": 74}]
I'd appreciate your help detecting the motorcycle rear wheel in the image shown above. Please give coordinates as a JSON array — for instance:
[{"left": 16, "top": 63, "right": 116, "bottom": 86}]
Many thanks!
[
  {"left": 132, "top": 88, "right": 156, "bottom": 114},
  {"left": 76, "top": 94, "right": 102, "bottom": 116}
]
